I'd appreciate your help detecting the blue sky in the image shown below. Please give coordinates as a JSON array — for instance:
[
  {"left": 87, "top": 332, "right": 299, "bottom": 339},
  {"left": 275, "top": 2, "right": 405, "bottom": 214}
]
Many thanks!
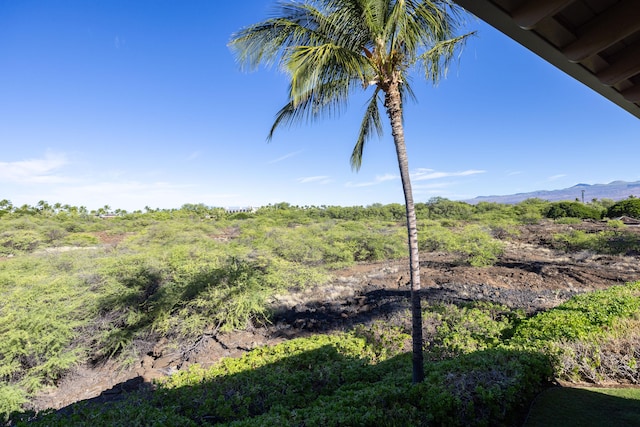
[{"left": 1, "top": 1, "right": 639, "bottom": 211}]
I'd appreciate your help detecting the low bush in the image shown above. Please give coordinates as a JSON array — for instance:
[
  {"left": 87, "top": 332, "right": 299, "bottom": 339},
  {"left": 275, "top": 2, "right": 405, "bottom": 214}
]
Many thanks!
[
  {"left": 246, "top": 219, "right": 406, "bottom": 268},
  {"left": 508, "top": 282, "right": 640, "bottom": 384},
  {"left": 61, "top": 232, "right": 100, "bottom": 246},
  {"left": 607, "top": 198, "right": 640, "bottom": 219},
  {"left": 426, "top": 302, "right": 523, "bottom": 357},
  {"left": 0, "top": 230, "right": 42, "bottom": 255},
  {"left": 552, "top": 230, "right": 639, "bottom": 255},
  {"left": 544, "top": 202, "right": 603, "bottom": 220},
  {"left": 419, "top": 224, "right": 504, "bottom": 267},
  {"left": 9, "top": 280, "right": 640, "bottom": 425},
  {"left": 555, "top": 330, "right": 640, "bottom": 384},
  {"left": 0, "top": 256, "right": 95, "bottom": 418},
  {"left": 607, "top": 219, "right": 625, "bottom": 228},
  {"left": 17, "top": 335, "right": 551, "bottom": 427},
  {"left": 511, "top": 283, "right": 640, "bottom": 344}
]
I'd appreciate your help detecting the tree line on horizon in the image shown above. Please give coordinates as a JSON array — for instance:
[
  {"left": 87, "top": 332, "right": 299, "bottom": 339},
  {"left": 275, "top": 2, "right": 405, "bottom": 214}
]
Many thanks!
[{"left": 2, "top": 196, "right": 640, "bottom": 222}]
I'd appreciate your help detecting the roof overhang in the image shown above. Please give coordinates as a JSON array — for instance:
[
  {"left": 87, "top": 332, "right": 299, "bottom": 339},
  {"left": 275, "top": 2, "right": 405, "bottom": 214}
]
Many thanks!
[{"left": 454, "top": 0, "right": 640, "bottom": 119}]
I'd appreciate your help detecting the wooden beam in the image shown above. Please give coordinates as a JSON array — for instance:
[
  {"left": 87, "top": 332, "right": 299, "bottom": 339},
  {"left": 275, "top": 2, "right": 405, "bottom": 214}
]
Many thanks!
[
  {"left": 512, "top": 0, "right": 576, "bottom": 30},
  {"left": 453, "top": 0, "right": 640, "bottom": 119},
  {"left": 562, "top": 0, "right": 640, "bottom": 63},
  {"left": 597, "top": 41, "right": 640, "bottom": 86},
  {"left": 622, "top": 86, "right": 640, "bottom": 103}
]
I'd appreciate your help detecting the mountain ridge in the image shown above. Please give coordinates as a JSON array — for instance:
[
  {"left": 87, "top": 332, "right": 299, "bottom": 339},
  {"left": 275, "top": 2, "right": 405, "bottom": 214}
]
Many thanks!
[{"left": 467, "top": 180, "right": 640, "bottom": 205}]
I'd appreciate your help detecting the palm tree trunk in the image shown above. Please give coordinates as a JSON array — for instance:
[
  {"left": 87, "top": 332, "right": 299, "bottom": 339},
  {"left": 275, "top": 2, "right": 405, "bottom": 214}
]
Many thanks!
[{"left": 385, "top": 81, "right": 424, "bottom": 383}]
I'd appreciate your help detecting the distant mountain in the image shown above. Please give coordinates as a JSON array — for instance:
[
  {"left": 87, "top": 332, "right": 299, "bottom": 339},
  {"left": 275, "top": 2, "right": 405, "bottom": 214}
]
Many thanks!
[{"left": 467, "top": 181, "right": 640, "bottom": 205}]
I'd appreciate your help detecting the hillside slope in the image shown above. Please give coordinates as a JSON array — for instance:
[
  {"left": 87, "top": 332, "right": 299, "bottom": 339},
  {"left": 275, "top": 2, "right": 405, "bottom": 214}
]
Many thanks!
[{"left": 468, "top": 180, "right": 640, "bottom": 204}]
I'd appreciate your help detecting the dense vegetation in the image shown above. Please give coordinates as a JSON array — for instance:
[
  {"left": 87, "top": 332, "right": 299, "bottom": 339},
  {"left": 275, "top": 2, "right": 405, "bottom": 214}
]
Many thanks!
[
  {"left": 1, "top": 197, "right": 640, "bottom": 424},
  {"left": 543, "top": 201, "right": 603, "bottom": 220},
  {"left": 607, "top": 197, "right": 640, "bottom": 219},
  {"left": 9, "top": 284, "right": 640, "bottom": 426}
]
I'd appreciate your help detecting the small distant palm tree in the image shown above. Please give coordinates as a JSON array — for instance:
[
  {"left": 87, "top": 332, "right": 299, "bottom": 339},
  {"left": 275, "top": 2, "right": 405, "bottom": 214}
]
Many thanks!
[{"left": 230, "top": 0, "right": 472, "bottom": 383}]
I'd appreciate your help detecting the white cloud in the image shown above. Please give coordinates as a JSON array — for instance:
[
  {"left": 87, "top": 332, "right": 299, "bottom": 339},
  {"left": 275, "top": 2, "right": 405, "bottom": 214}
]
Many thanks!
[
  {"left": 345, "top": 169, "right": 484, "bottom": 189},
  {"left": 346, "top": 173, "right": 397, "bottom": 188},
  {"left": 411, "top": 168, "right": 485, "bottom": 181},
  {"left": 187, "top": 151, "right": 202, "bottom": 161},
  {"left": 268, "top": 150, "right": 303, "bottom": 164},
  {"left": 35, "top": 180, "right": 241, "bottom": 211},
  {"left": 0, "top": 152, "right": 71, "bottom": 184},
  {"left": 114, "top": 36, "right": 125, "bottom": 49},
  {"left": 412, "top": 181, "right": 454, "bottom": 199},
  {"left": 297, "top": 175, "right": 332, "bottom": 184},
  {"left": 413, "top": 182, "right": 450, "bottom": 190},
  {"left": 548, "top": 174, "right": 567, "bottom": 181},
  {"left": 0, "top": 151, "right": 250, "bottom": 210}
]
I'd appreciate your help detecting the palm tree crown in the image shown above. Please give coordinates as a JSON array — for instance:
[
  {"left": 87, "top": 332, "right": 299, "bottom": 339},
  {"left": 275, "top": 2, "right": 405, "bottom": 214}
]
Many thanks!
[
  {"left": 230, "top": 0, "right": 472, "bottom": 383},
  {"left": 230, "top": 0, "right": 468, "bottom": 167}
]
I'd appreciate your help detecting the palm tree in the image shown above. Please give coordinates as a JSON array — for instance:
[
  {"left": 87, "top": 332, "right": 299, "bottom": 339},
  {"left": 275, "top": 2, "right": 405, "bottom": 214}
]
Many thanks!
[{"left": 230, "top": 0, "right": 472, "bottom": 383}]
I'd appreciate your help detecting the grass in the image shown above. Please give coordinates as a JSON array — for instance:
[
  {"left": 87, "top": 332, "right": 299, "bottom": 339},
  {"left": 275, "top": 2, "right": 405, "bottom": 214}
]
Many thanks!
[{"left": 525, "top": 386, "right": 640, "bottom": 427}]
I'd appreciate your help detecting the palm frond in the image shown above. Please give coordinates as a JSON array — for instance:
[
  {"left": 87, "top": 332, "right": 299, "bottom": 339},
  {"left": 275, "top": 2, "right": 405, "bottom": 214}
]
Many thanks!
[
  {"left": 420, "top": 31, "right": 475, "bottom": 85},
  {"left": 229, "top": 2, "right": 336, "bottom": 71},
  {"left": 288, "top": 43, "right": 368, "bottom": 105},
  {"left": 351, "top": 87, "right": 383, "bottom": 171},
  {"left": 268, "top": 77, "right": 357, "bottom": 140}
]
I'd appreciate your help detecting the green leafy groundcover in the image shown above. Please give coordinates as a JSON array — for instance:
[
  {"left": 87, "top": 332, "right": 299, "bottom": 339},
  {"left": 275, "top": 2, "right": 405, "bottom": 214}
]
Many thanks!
[
  {"left": 9, "top": 281, "right": 640, "bottom": 426},
  {"left": 13, "top": 334, "right": 550, "bottom": 427},
  {"left": 6, "top": 273, "right": 640, "bottom": 427}
]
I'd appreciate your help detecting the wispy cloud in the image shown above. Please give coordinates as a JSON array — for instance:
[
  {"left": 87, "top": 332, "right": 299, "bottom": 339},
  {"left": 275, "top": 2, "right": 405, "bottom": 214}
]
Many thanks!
[
  {"left": 413, "top": 182, "right": 450, "bottom": 190},
  {"left": 346, "top": 173, "right": 397, "bottom": 188},
  {"left": 1, "top": 153, "right": 246, "bottom": 210},
  {"left": 548, "top": 174, "right": 567, "bottom": 181},
  {"left": 43, "top": 180, "right": 240, "bottom": 211},
  {"left": 411, "top": 168, "right": 485, "bottom": 181},
  {"left": 0, "top": 152, "right": 71, "bottom": 184},
  {"left": 345, "top": 169, "right": 484, "bottom": 189},
  {"left": 297, "top": 175, "right": 332, "bottom": 184},
  {"left": 186, "top": 151, "right": 202, "bottom": 161},
  {"left": 268, "top": 150, "right": 303, "bottom": 164},
  {"left": 114, "top": 36, "right": 125, "bottom": 49}
]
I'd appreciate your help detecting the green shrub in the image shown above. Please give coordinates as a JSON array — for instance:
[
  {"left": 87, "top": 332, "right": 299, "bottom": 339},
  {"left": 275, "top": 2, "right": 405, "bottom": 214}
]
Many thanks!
[
  {"left": 544, "top": 201, "right": 602, "bottom": 220},
  {"left": 0, "top": 255, "right": 97, "bottom": 416},
  {"left": 419, "top": 224, "right": 503, "bottom": 266},
  {"left": 553, "top": 230, "right": 639, "bottom": 254},
  {"left": 0, "top": 384, "right": 27, "bottom": 422},
  {"left": 20, "top": 335, "right": 551, "bottom": 427},
  {"left": 554, "top": 216, "right": 582, "bottom": 224},
  {"left": 0, "top": 230, "right": 42, "bottom": 255},
  {"left": 507, "top": 282, "right": 640, "bottom": 384},
  {"left": 352, "top": 321, "right": 411, "bottom": 361},
  {"left": 607, "top": 198, "right": 640, "bottom": 219},
  {"left": 513, "top": 198, "right": 548, "bottom": 224},
  {"left": 607, "top": 219, "right": 625, "bottom": 228},
  {"left": 427, "top": 302, "right": 523, "bottom": 356},
  {"left": 61, "top": 233, "right": 100, "bottom": 246},
  {"left": 245, "top": 219, "right": 405, "bottom": 269},
  {"left": 424, "top": 197, "right": 474, "bottom": 220},
  {"left": 510, "top": 283, "right": 640, "bottom": 345}
]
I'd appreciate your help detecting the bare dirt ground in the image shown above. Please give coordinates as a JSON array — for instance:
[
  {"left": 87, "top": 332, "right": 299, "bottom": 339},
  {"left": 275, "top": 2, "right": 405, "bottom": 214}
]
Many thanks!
[{"left": 29, "top": 221, "right": 640, "bottom": 413}]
